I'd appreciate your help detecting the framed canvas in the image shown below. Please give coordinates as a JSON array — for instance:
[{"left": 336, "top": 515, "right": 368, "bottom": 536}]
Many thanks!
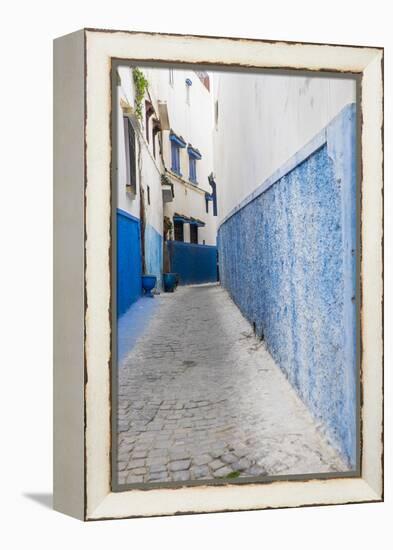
[{"left": 53, "top": 28, "right": 383, "bottom": 521}]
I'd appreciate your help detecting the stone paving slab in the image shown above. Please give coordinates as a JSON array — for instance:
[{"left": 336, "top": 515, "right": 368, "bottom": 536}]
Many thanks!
[{"left": 116, "top": 284, "right": 348, "bottom": 486}]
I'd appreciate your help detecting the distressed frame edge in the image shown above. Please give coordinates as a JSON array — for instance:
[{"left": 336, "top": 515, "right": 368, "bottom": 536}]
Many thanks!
[
  {"left": 53, "top": 29, "right": 86, "bottom": 521},
  {"left": 80, "top": 29, "right": 383, "bottom": 521}
]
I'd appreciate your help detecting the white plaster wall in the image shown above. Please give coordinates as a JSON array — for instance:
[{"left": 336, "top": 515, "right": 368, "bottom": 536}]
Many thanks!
[
  {"left": 116, "top": 66, "right": 164, "bottom": 235},
  {"left": 116, "top": 65, "right": 217, "bottom": 243},
  {"left": 115, "top": 70, "right": 140, "bottom": 220},
  {"left": 145, "top": 67, "right": 214, "bottom": 193},
  {"left": 213, "top": 71, "right": 356, "bottom": 223},
  {"left": 140, "top": 141, "right": 164, "bottom": 235},
  {"left": 163, "top": 178, "right": 216, "bottom": 245}
]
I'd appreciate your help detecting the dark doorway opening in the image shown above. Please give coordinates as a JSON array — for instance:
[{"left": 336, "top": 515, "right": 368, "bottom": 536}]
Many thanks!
[{"left": 190, "top": 224, "right": 198, "bottom": 244}]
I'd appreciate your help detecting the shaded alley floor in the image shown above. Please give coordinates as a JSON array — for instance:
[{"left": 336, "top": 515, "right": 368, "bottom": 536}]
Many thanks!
[{"left": 116, "top": 284, "right": 347, "bottom": 486}]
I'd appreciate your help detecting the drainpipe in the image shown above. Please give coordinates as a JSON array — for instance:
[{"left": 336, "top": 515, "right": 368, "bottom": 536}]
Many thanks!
[{"left": 208, "top": 173, "right": 217, "bottom": 216}]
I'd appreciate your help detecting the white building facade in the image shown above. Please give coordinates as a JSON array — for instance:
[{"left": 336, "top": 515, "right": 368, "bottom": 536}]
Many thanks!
[
  {"left": 116, "top": 64, "right": 218, "bottom": 315},
  {"left": 144, "top": 66, "right": 217, "bottom": 246}
]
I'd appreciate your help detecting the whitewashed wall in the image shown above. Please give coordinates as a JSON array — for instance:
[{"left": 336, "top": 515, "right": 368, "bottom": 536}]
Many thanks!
[
  {"left": 116, "top": 65, "right": 217, "bottom": 244},
  {"left": 213, "top": 71, "right": 356, "bottom": 222},
  {"left": 116, "top": 66, "right": 164, "bottom": 236},
  {"left": 164, "top": 178, "right": 214, "bottom": 245},
  {"left": 115, "top": 68, "right": 140, "bottom": 220}
]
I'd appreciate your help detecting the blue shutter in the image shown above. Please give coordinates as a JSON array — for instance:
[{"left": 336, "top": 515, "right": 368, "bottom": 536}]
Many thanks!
[
  {"left": 176, "top": 148, "right": 180, "bottom": 174},
  {"left": 189, "top": 157, "right": 197, "bottom": 183},
  {"left": 171, "top": 142, "right": 182, "bottom": 174},
  {"left": 171, "top": 141, "right": 176, "bottom": 172}
]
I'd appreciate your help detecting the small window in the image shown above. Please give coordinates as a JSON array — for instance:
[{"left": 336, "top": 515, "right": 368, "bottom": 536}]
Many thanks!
[
  {"left": 169, "top": 68, "right": 174, "bottom": 86},
  {"left": 174, "top": 220, "right": 184, "bottom": 241},
  {"left": 170, "top": 132, "right": 186, "bottom": 175},
  {"left": 187, "top": 145, "right": 201, "bottom": 184},
  {"left": 152, "top": 119, "right": 161, "bottom": 159},
  {"left": 189, "top": 157, "right": 197, "bottom": 183},
  {"left": 190, "top": 224, "right": 198, "bottom": 244},
  {"left": 147, "top": 185, "right": 150, "bottom": 205},
  {"left": 145, "top": 101, "right": 154, "bottom": 143},
  {"left": 214, "top": 100, "right": 219, "bottom": 130},
  {"left": 171, "top": 142, "right": 181, "bottom": 175},
  {"left": 185, "top": 78, "right": 192, "bottom": 106},
  {"left": 123, "top": 117, "right": 137, "bottom": 193}
]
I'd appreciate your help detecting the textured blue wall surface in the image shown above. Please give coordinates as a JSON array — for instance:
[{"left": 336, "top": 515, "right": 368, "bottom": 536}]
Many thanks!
[
  {"left": 218, "top": 104, "right": 357, "bottom": 468},
  {"left": 166, "top": 241, "right": 218, "bottom": 285},
  {"left": 144, "top": 224, "right": 163, "bottom": 290},
  {"left": 117, "top": 209, "right": 142, "bottom": 318}
]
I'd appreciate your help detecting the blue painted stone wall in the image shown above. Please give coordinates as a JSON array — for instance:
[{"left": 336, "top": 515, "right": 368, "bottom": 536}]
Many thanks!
[
  {"left": 117, "top": 209, "right": 142, "bottom": 318},
  {"left": 218, "top": 105, "right": 357, "bottom": 468},
  {"left": 144, "top": 224, "right": 163, "bottom": 290},
  {"left": 166, "top": 241, "right": 218, "bottom": 285}
]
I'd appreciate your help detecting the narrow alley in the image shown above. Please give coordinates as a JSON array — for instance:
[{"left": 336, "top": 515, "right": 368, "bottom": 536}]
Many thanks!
[{"left": 116, "top": 284, "right": 347, "bottom": 485}]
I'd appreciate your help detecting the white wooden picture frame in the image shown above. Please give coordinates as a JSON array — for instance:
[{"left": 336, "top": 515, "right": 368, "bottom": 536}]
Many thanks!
[{"left": 53, "top": 28, "right": 383, "bottom": 521}]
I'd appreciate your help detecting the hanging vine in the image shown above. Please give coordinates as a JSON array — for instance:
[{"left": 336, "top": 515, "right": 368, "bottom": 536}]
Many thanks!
[{"left": 132, "top": 67, "right": 149, "bottom": 120}]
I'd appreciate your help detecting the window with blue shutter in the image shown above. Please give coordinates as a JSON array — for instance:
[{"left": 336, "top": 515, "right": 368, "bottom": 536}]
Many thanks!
[
  {"left": 171, "top": 141, "right": 181, "bottom": 174},
  {"left": 187, "top": 145, "right": 202, "bottom": 185},
  {"left": 123, "top": 117, "right": 137, "bottom": 194},
  {"left": 189, "top": 157, "right": 197, "bottom": 183},
  {"left": 170, "top": 131, "right": 186, "bottom": 176}
]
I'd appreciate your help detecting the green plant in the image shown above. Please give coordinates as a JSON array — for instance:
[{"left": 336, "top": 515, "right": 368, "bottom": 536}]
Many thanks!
[
  {"left": 132, "top": 67, "right": 149, "bottom": 120},
  {"left": 225, "top": 471, "right": 241, "bottom": 479},
  {"left": 161, "top": 173, "right": 171, "bottom": 186}
]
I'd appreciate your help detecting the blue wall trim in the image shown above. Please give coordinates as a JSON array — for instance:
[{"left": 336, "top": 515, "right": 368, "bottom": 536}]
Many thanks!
[
  {"left": 117, "top": 208, "right": 140, "bottom": 224},
  {"left": 144, "top": 224, "right": 163, "bottom": 290},
  {"left": 166, "top": 241, "right": 218, "bottom": 285},
  {"left": 218, "top": 108, "right": 355, "bottom": 229},
  {"left": 117, "top": 209, "right": 142, "bottom": 318},
  {"left": 188, "top": 145, "right": 202, "bottom": 160},
  {"left": 218, "top": 104, "right": 357, "bottom": 468},
  {"left": 170, "top": 132, "right": 187, "bottom": 148}
]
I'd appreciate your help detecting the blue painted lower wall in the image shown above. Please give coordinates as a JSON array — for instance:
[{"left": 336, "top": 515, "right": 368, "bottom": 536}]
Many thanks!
[
  {"left": 117, "top": 209, "right": 142, "bottom": 318},
  {"left": 218, "top": 104, "right": 357, "bottom": 468},
  {"left": 144, "top": 224, "right": 163, "bottom": 290},
  {"left": 166, "top": 241, "right": 218, "bottom": 285}
]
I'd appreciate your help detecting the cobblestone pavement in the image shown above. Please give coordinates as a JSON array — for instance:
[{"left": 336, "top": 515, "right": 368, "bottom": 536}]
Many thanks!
[{"left": 116, "top": 284, "right": 347, "bottom": 486}]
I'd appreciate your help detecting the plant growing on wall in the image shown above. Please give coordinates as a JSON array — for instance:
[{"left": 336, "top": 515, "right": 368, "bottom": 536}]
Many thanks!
[
  {"left": 132, "top": 67, "right": 149, "bottom": 120},
  {"left": 161, "top": 173, "right": 171, "bottom": 187}
]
